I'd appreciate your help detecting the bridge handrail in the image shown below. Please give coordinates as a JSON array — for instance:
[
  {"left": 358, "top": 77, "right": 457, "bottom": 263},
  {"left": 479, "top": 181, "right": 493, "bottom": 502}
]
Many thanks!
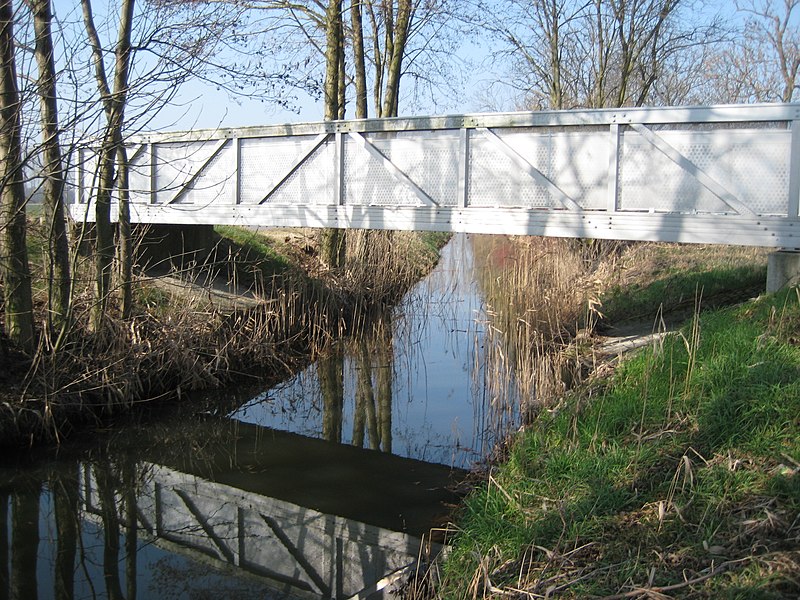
[{"left": 134, "top": 102, "right": 800, "bottom": 144}]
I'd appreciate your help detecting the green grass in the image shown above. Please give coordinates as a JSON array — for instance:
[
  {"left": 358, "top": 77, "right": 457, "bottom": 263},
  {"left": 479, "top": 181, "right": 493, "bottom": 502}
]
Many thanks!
[
  {"left": 600, "top": 244, "right": 768, "bottom": 324},
  {"left": 602, "top": 264, "right": 767, "bottom": 324},
  {"left": 213, "top": 225, "right": 291, "bottom": 278},
  {"left": 438, "top": 288, "right": 800, "bottom": 598}
]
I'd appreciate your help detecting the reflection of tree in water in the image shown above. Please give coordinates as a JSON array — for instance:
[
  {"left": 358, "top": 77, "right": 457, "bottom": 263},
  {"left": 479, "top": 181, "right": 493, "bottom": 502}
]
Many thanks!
[
  {"left": 319, "top": 347, "right": 345, "bottom": 443},
  {"left": 319, "top": 310, "right": 395, "bottom": 452},
  {"left": 11, "top": 479, "right": 39, "bottom": 600},
  {"left": 95, "top": 454, "right": 125, "bottom": 600},
  {"left": 53, "top": 463, "right": 79, "bottom": 600},
  {"left": 0, "top": 492, "right": 7, "bottom": 600}
]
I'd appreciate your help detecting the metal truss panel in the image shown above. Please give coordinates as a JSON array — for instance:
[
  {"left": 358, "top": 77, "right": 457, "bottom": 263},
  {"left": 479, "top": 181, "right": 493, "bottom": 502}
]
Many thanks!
[
  {"left": 495, "top": 128, "right": 609, "bottom": 210},
  {"left": 127, "top": 144, "right": 151, "bottom": 203},
  {"left": 357, "top": 130, "right": 461, "bottom": 206},
  {"left": 239, "top": 134, "right": 326, "bottom": 204},
  {"left": 153, "top": 140, "right": 236, "bottom": 205},
  {"left": 619, "top": 128, "right": 790, "bottom": 215},
  {"left": 261, "top": 138, "right": 336, "bottom": 205},
  {"left": 343, "top": 132, "right": 437, "bottom": 206},
  {"left": 469, "top": 132, "right": 554, "bottom": 208}
]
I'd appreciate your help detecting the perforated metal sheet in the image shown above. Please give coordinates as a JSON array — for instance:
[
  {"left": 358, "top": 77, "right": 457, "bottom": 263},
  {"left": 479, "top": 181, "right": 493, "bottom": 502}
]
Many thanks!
[
  {"left": 497, "top": 129, "right": 609, "bottom": 209},
  {"left": 240, "top": 135, "right": 328, "bottom": 204},
  {"left": 619, "top": 128, "right": 790, "bottom": 215},
  {"left": 153, "top": 141, "right": 235, "bottom": 205},
  {"left": 127, "top": 144, "right": 151, "bottom": 203},
  {"left": 262, "top": 138, "right": 335, "bottom": 205},
  {"left": 469, "top": 129, "right": 608, "bottom": 209},
  {"left": 348, "top": 130, "right": 460, "bottom": 206}
]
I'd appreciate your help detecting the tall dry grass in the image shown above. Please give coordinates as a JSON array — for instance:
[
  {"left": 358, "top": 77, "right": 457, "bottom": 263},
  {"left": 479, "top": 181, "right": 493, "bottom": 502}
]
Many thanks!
[{"left": 472, "top": 236, "right": 621, "bottom": 421}]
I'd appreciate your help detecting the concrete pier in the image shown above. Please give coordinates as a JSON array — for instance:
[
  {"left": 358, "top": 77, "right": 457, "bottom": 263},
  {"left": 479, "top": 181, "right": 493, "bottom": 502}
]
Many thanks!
[{"left": 767, "top": 250, "right": 800, "bottom": 292}]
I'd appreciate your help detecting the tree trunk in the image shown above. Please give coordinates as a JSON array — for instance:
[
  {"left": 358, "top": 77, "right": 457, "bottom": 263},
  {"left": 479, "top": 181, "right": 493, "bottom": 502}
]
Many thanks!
[
  {"left": 351, "top": 0, "right": 368, "bottom": 119},
  {"left": 322, "top": 0, "right": 345, "bottom": 269},
  {"left": 323, "top": 0, "right": 343, "bottom": 121},
  {"left": 82, "top": 0, "right": 135, "bottom": 329},
  {"left": 0, "top": 0, "right": 35, "bottom": 353},
  {"left": 117, "top": 146, "right": 132, "bottom": 319},
  {"left": 382, "top": 0, "right": 413, "bottom": 118},
  {"left": 29, "top": 0, "right": 72, "bottom": 338}
]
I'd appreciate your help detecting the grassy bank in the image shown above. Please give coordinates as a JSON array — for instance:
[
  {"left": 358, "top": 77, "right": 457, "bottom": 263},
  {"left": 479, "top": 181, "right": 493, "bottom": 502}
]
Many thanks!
[
  {"left": 600, "top": 243, "right": 768, "bottom": 326},
  {"left": 432, "top": 286, "right": 800, "bottom": 598},
  {"left": 0, "top": 226, "right": 447, "bottom": 447}
]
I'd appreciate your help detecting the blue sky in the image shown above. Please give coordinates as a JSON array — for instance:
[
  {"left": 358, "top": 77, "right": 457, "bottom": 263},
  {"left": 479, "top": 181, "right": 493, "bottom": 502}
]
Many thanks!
[{"left": 49, "top": 0, "right": 495, "bottom": 132}]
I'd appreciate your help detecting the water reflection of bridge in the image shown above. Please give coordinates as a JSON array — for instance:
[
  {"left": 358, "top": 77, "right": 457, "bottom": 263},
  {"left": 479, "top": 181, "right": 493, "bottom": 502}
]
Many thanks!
[
  {"left": 81, "top": 462, "right": 427, "bottom": 599},
  {"left": 0, "top": 419, "right": 460, "bottom": 599}
]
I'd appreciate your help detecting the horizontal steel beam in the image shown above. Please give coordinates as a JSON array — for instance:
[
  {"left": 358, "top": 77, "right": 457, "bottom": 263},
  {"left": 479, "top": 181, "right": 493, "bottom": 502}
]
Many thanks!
[{"left": 69, "top": 203, "right": 800, "bottom": 249}]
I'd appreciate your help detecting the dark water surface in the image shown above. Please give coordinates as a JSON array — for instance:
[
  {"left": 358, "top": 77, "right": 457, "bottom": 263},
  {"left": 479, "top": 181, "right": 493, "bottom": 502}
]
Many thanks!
[{"left": 0, "top": 234, "right": 521, "bottom": 599}]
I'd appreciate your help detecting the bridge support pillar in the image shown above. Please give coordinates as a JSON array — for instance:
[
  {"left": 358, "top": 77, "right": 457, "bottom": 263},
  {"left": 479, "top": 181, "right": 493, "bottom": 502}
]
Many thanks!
[{"left": 767, "top": 250, "right": 800, "bottom": 292}]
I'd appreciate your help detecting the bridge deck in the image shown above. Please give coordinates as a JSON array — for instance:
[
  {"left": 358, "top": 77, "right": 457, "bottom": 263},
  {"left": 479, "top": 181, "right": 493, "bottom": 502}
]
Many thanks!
[{"left": 70, "top": 103, "right": 800, "bottom": 248}]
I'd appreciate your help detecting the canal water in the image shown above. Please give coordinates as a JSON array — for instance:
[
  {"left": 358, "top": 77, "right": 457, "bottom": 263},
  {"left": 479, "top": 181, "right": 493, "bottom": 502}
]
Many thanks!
[{"left": 0, "top": 234, "right": 524, "bottom": 599}]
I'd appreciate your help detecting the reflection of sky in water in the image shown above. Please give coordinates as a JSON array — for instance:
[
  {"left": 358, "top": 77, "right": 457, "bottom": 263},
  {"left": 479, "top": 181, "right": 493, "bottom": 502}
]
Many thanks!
[{"left": 232, "top": 234, "right": 516, "bottom": 470}]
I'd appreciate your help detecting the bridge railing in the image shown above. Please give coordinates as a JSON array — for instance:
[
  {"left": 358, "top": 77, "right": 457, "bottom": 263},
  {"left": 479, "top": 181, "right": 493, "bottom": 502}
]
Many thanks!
[{"left": 70, "top": 103, "right": 800, "bottom": 247}]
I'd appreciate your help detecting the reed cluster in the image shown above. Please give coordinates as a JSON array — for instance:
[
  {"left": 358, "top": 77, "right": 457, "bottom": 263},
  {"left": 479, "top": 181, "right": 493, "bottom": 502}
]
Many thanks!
[{"left": 471, "top": 236, "right": 620, "bottom": 424}]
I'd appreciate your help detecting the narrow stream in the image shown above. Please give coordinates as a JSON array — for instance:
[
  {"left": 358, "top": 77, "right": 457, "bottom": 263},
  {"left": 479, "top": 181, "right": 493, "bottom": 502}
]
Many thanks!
[{"left": 0, "top": 234, "right": 523, "bottom": 599}]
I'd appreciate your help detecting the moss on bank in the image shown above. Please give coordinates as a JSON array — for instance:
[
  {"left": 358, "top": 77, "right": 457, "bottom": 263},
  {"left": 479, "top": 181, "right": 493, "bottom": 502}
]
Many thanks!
[{"left": 435, "top": 287, "right": 800, "bottom": 598}]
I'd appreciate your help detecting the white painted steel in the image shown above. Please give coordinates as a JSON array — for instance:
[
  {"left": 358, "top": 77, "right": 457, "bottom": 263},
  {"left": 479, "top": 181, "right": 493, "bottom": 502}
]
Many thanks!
[{"left": 70, "top": 103, "right": 800, "bottom": 248}]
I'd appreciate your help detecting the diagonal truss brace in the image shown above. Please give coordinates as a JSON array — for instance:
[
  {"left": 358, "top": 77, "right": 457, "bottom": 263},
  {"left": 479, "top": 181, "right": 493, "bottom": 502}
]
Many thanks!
[
  {"left": 629, "top": 123, "right": 755, "bottom": 216},
  {"left": 260, "top": 513, "right": 331, "bottom": 597},
  {"left": 347, "top": 132, "right": 439, "bottom": 207},
  {"left": 167, "top": 139, "right": 230, "bottom": 205},
  {"left": 127, "top": 143, "right": 147, "bottom": 165},
  {"left": 477, "top": 127, "right": 582, "bottom": 211},
  {"left": 173, "top": 488, "right": 236, "bottom": 563},
  {"left": 259, "top": 133, "right": 330, "bottom": 204}
]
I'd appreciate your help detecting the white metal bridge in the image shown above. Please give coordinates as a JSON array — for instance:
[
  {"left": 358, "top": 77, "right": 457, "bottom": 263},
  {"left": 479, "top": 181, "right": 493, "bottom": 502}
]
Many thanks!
[{"left": 71, "top": 103, "right": 800, "bottom": 248}]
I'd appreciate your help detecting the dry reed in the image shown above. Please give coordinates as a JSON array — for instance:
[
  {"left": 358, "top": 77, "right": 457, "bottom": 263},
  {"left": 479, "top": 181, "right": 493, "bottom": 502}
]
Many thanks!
[{"left": 471, "top": 236, "right": 620, "bottom": 422}]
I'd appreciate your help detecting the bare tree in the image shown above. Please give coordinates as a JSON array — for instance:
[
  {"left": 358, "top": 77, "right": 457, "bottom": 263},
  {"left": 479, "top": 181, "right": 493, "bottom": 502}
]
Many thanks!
[
  {"left": 481, "top": 0, "right": 722, "bottom": 109},
  {"left": 0, "top": 0, "right": 35, "bottom": 353},
  {"left": 27, "top": 0, "right": 72, "bottom": 337},
  {"left": 81, "top": 0, "right": 135, "bottom": 330},
  {"left": 675, "top": 1, "right": 799, "bottom": 104}
]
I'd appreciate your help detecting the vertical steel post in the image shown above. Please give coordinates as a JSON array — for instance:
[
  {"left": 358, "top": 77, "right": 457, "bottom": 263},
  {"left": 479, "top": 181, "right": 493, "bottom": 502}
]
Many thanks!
[
  {"left": 77, "top": 147, "right": 84, "bottom": 204},
  {"left": 458, "top": 127, "right": 470, "bottom": 208},
  {"left": 149, "top": 143, "right": 157, "bottom": 205},
  {"left": 334, "top": 131, "right": 344, "bottom": 206},
  {"left": 233, "top": 136, "right": 241, "bottom": 205},
  {"left": 788, "top": 120, "right": 800, "bottom": 217},
  {"left": 607, "top": 123, "right": 621, "bottom": 213}
]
